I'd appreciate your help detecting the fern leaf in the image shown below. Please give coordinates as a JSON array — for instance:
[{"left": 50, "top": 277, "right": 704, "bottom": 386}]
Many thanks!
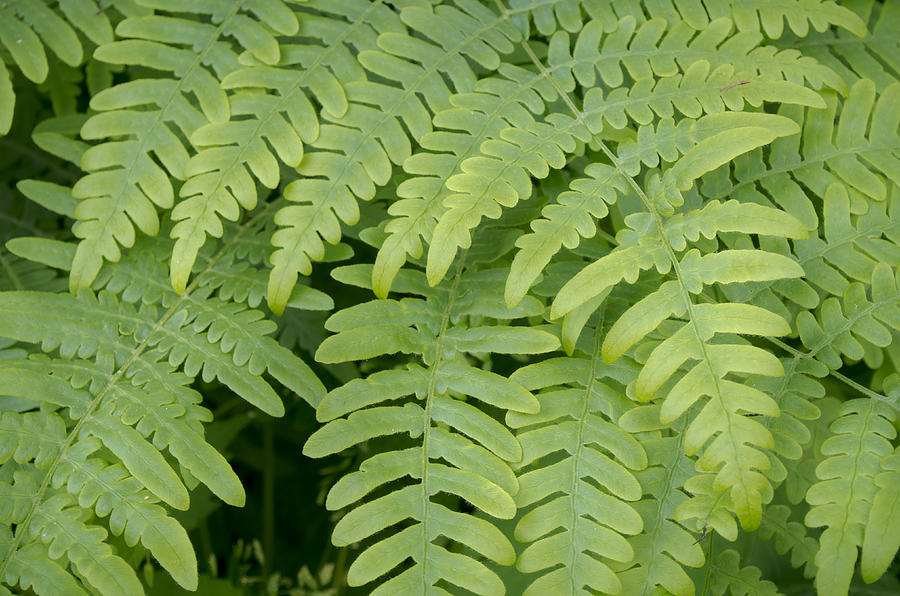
[
  {"left": 70, "top": 0, "right": 299, "bottom": 291},
  {"left": 805, "top": 398, "right": 896, "bottom": 596},
  {"left": 28, "top": 493, "right": 144, "bottom": 595},
  {"left": 724, "top": 0, "right": 867, "bottom": 38},
  {"left": 506, "top": 110, "right": 806, "bottom": 309},
  {"left": 0, "top": 469, "right": 143, "bottom": 596},
  {"left": 506, "top": 163, "right": 626, "bottom": 306},
  {"left": 772, "top": 0, "right": 897, "bottom": 89},
  {"left": 304, "top": 263, "right": 556, "bottom": 593},
  {"left": 583, "top": 59, "right": 825, "bottom": 133},
  {"left": 795, "top": 184, "right": 899, "bottom": 300},
  {"left": 427, "top": 115, "right": 581, "bottom": 285},
  {"left": 83, "top": 405, "right": 190, "bottom": 509},
  {"left": 507, "top": 337, "right": 646, "bottom": 595},
  {"left": 552, "top": 193, "right": 806, "bottom": 320},
  {"left": 757, "top": 503, "right": 818, "bottom": 577},
  {"left": 0, "top": 411, "right": 66, "bottom": 470},
  {"left": 796, "top": 263, "right": 900, "bottom": 371},
  {"left": 174, "top": 0, "right": 381, "bottom": 295},
  {"left": 0, "top": 1, "right": 82, "bottom": 82},
  {"left": 56, "top": 448, "right": 197, "bottom": 590},
  {"left": 612, "top": 417, "right": 705, "bottom": 596},
  {"left": 0, "top": 533, "right": 88, "bottom": 596},
  {"left": 510, "top": 0, "right": 867, "bottom": 40},
  {"left": 270, "top": 0, "right": 521, "bottom": 310}
]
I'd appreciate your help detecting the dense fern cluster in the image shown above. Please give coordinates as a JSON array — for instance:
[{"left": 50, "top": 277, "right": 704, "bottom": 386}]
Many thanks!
[{"left": 0, "top": 0, "right": 898, "bottom": 595}]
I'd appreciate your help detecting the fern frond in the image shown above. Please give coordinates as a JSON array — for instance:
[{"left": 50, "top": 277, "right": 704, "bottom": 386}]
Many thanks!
[
  {"left": 408, "top": 16, "right": 835, "bottom": 290},
  {"left": 702, "top": 548, "right": 778, "bottom": 596},
  {"left": 268, "top": 0, "right": 521, "bottom": 311},
  {"left": 757, "top": 503, "right": 818, "bottom": 577},
  {"left": 612, "top": 417, "right": 706, "bottom": 596},
  {"left": 304, "top": 263, "right": 557, "bottom": 594},
  {"left": 69, "top": 0, "right": 299, "bottom": 291},
  {"left": 805, "top": 398, "right": 897, "bottom": 596},
  {"left": 795, "top": 183, "right": 899, "bottom": 301},
  {"left": 427, "top": 113, "right": 582, "bottom": 285},
  {"left": 547, "top": 111, "right": 809, "bottom": 531},
  {"left": 0, "top": 201, "right": 324, "bottom": 593},
  {"left": 174, "top": 0, "right": 390, "bottom": 295},
  {"left": 0, "top": 469, "right": 143, "bottom": 595},
  {"left": 773, "top": 0, "right": 898, "bottom": 90},
  {"left": 508, "top": 0, "right": 867, "bottom": 40},
  {"left": 796, "top": 263, "right": 900, "bottom": 371},
  {"left": 583, "top": 59, "right": 825, "bottom": 133},
  {"left": 506, "top": 162, "right": 626, "bottom": 306},
  {"left": 783, "top": 396, "right": 842, "bottom": 506},
  {"left": 0, "top": 529, "right": 88, "bottom": 596},
  {"left": 506, "top": 337, "right": 646, "bottom": 595}
]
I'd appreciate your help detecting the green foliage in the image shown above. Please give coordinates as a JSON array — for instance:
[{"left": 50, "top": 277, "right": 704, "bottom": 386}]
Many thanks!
[{"left": 0, "top": 0, "right": 899, "bottom": 595}]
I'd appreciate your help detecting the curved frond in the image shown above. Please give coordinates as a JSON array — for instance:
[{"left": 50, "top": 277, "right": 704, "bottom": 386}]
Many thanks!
[{"left": 384, "top": 14, "right": 838, "bottom": 293}]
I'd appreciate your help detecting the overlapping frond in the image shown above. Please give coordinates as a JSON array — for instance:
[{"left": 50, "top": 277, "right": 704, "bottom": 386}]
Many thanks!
[
  {"left": 268, "top": 0, "right": 521, "bottom": 312},
  {"left": 702, "top": 81, "right": 900, "bottom": 257},
  {"left": 506, "top": 110, "right": 819, "bottom": 307},
  {"left": 383, "top": 14, "right": 839, "bottom": 295},
  {"left": 612, "top": 417, "right": 705, "bottom": 596},
  {"left": 69, "top": 0, "right": 299, "bottom": 291},
  {"left": 174, "top": 0, "right": 398, "bottom": 296},
  {"left": 3, "top": 0, "right": 899, "bottom": 594},
  {"left": 548, "top": 114, "right": 808, "bottom": 530},
  {"left": 505, "top": 342, "right": 646, "bottom": 595},
  {"left": 304, "top": 263, "right": 557, "bottom": 594},
  {"left": 0, "top": 211, "right": 324, "bottom": 594}
]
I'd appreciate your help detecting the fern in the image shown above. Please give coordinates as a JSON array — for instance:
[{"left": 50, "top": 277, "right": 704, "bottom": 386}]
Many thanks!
[
  {"left": 506, "top": 327, "right": 646, "bottom": 594},
  {"left": 69, "top": 0, "right": 300, "bottom": 291},
  {"left": 303, "top": 262, "right": 556, "bottom": 593},
  {"left": 1, "top": 0, "right": 899, "bottom": 594},
  {"left": 805, "top": 398, "right": 897, "bottom": 596},
  {"left": 510, "top": 0, "right": 867, "bottom": 39}
]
